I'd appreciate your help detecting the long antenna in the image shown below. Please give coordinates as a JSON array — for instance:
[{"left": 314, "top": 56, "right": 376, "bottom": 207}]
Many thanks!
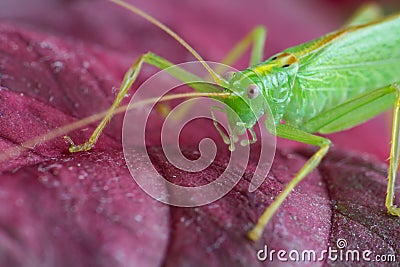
[{"left": 109, "top": 0, "right": 224, "bottom": 85}]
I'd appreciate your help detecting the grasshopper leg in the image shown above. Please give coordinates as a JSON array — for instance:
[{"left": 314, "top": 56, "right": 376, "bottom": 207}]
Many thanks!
[
  {"left": 220, "top": 25, "right": 266, "bottom": 67},
  {"left": 65, "top": 54, "right": 147, "bottom": 152},
  {"left": 65, "top": 52, "right": 220, "bottom": 152},
  {"left": 248, "top": 83, "right": 400, "bottom": 241},
  {"left": 248, "top": 124, "right": 331, "bottom": 241},
  {"left": 386, "top": 84, "right": 400, "bottom": 215}
]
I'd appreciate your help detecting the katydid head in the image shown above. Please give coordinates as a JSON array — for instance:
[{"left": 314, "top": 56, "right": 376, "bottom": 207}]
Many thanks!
[
  {"left": 214, "top": 71, "right": 268, "bottom": 151},
  {"left": 216, "top": 54, "right": 299, "bottom": 150}
]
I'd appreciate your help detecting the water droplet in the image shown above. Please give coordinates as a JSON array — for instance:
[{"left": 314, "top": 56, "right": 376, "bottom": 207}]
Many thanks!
[
  {"left": 38, "top": 175, "right": 49, "bottom": 183},
  {"left": 52, "top": 180, "right": 60, "bottom": 187},
  {"left": 78, "top": 171, "right": 88, "bottom": 180},
  {"left": 96, "top": 206, "right": 104, "bottom": 214},
  {"left": 82, "top": 61, "right": 90, "bottom": 69},
  {"left": 52, "top": 61, "right": 64, "bottom": 73},
  {"left": 134, "top": 214, "right": 143, "bottom": 222},
  {"left": 40, "top": 41, "right": 50, "bottom": 49}
]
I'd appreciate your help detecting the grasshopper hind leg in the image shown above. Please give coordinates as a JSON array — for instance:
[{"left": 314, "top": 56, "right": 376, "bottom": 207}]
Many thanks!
[{"left": 386, "top": 83, "right": 400, "bottom": 216}]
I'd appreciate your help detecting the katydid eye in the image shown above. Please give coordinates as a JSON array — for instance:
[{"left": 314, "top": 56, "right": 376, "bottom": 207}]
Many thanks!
[{"left": 247, "top": 84, "right": 260, "bottom": 99}]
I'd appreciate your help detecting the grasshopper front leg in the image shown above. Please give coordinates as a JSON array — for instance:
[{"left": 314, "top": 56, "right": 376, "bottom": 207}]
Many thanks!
[
  {"left": 65, "top": 53, "right": 148, "bottom": 152},
  {"left": 65, "top": 52, "right": 220, "bottom": 152}
]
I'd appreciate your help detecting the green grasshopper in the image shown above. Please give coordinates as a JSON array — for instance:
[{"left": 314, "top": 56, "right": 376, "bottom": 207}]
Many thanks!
[{"left": 65, "top": 0, "right": 400, "bottom": 241}]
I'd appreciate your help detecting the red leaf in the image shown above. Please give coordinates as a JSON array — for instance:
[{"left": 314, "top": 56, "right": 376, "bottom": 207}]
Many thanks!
[{"left": 0, "top": 0, "right": 399, "bottom": 266}]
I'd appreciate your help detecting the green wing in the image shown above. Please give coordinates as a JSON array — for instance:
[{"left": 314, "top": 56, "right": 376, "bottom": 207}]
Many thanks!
[
  {"left": 282, "top": 15, "right": 400, "bottom": 126},
  {"left": 293, "top": 14, "right": 400, "bottom": 91}
]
